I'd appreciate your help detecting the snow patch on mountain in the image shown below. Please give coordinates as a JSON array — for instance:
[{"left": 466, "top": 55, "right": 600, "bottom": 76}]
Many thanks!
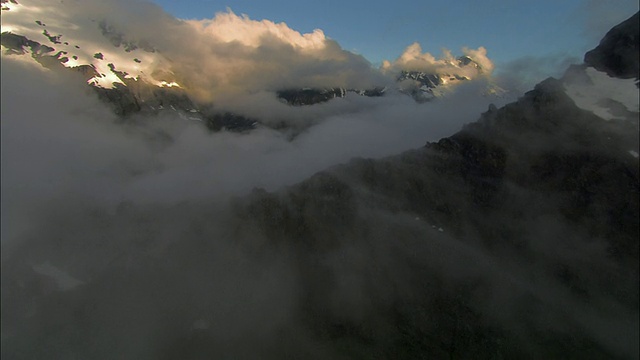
[
  {"left": 1, "top": 0, "right": 174, "bottom": 89},
  {"left": 564, "top": 67, "right": 639, "bottom": 120}
]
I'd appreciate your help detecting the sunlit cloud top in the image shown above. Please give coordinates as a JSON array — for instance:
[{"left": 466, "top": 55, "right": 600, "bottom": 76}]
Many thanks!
[
  {"left": 382, "top": 43, "right": 494, "bottom": 79},
  {"left": 190, "top": 10, "right": 327, "bottom": 51},
  {"left": 1, "top": 0, "right": 510, "bottom": 100}
]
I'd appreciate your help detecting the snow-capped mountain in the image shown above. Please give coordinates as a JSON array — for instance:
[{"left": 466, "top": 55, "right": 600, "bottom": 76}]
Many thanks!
[
  {"left": 0, "top": 0, "right": 176, "bottom": 88},
  {"left": 273, "top": 56, "right": 500, "bottom": 105},
  {"left": 394, "top": 55, "right": 508, "bottom": 102},
  {"left": 562, "top": 10, "right": 639, "bottom": 124},
  {"left": 1, "top": 0, "right": 207, "bottom": 122},
  {"left": 273, "top": 56, "right": 499, "bottom": 106}
]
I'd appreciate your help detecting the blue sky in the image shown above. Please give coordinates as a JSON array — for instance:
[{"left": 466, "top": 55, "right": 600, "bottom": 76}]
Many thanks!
[{"left": 151, "top": 0, "right": 637, "bottom": 70}]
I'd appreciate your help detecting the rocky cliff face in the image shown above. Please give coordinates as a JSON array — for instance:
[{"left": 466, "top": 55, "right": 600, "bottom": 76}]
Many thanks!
[
  {"left": 584, "top": 12, "right": 639, "bottom": 80},
  {"left": 276, "top": 87, "right": 386, "bottom": 106}
]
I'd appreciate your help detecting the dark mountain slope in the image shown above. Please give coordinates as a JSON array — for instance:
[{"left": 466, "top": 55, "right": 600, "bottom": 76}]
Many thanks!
[
  {"left": 227, "top": 74, "right": 638, "bottom": 359},
  {"left": 224, "top": 18, "right": 639, "bottom": 359}
]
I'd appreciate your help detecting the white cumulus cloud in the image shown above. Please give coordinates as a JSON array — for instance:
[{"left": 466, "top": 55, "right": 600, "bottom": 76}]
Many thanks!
[{"left": 382, "top": 42, "right": 494, "bottom": 78}]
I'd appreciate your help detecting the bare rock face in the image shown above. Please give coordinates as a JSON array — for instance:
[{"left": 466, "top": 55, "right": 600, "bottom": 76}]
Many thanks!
[
  {"left": 584, "top": 12, "right": 639, "bottom": 80},
  {"left": 276, "top": 87, "right": 385, "bottom": 106}
]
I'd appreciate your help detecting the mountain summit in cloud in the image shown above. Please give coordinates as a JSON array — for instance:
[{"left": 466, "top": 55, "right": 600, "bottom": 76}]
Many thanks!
[
  {"left": 1, "top": 0, "right": 506, "bottom": 132},
  {"left": 1, "top": 2, "right": 638, "bottom": 359},
  {"left": 1, "top": 0, "right": 385, "bottom": 93}
]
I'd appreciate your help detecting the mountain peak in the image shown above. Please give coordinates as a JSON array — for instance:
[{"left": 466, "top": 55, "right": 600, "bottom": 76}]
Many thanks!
[{"left": 584, "top": 11, "right": 639, "bottom": 79}]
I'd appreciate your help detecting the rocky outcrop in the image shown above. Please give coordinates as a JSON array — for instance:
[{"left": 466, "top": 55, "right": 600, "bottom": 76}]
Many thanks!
[
  {"left": 204, "top": 112, "right": 258, "bottom": 132},
  {"left": 584, "top": 12, "right": 639, "bottom": 79},
  {"left": 276, "top": 87, "right": 386, "bottom": 106},
  {"left": 0, "top": 31, "right": 54, "bottom": 55},
  {"left": 277, "top": 88, "right": 347, "bottom": 106}
]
